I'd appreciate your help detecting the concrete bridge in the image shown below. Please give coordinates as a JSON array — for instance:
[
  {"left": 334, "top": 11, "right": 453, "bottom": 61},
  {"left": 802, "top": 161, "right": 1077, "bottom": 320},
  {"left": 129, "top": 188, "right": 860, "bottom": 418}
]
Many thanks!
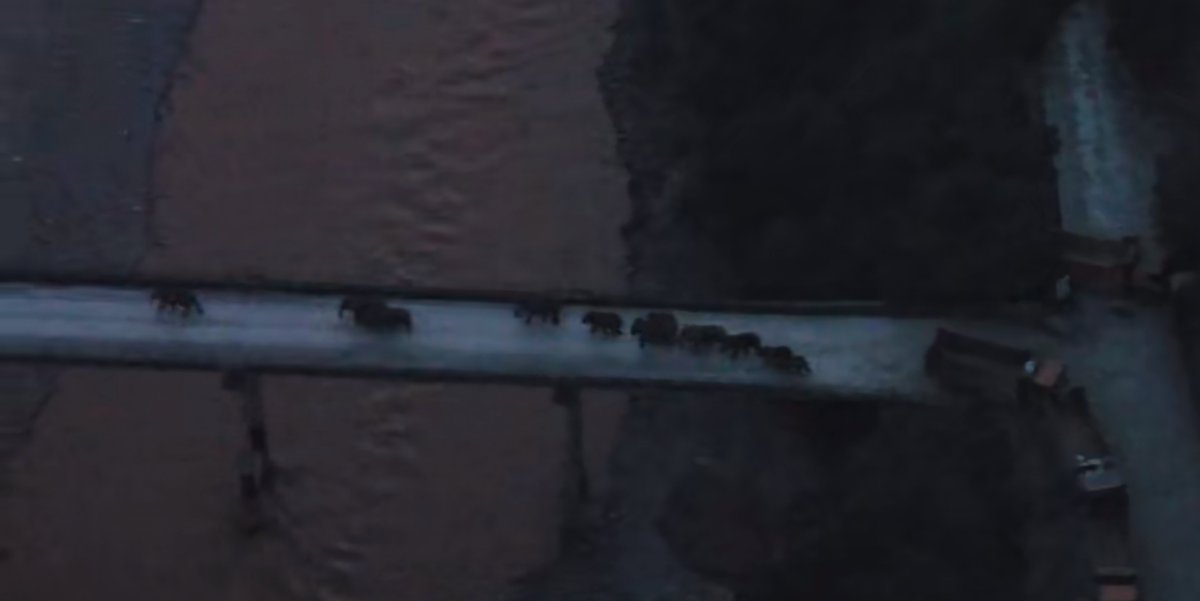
[
  {"left": 0, "top": 274, "right": 1069, "bottom": 508},
  {"left": 0, "top": 276, "right": 1055, "bottom": 401}
]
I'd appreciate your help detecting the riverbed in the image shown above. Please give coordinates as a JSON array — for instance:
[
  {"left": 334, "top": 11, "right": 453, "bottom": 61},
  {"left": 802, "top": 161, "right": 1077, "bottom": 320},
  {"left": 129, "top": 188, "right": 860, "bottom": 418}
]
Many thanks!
[{"left": 0, "top": 1, "right": 628, "bottom": 599}]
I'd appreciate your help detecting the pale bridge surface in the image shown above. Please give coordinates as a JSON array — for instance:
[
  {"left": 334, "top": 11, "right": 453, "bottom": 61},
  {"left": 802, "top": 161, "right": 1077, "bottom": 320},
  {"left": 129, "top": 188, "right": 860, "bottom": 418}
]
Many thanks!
[{"left": 0, "top": 282, "right": 975, "bottom": 399}]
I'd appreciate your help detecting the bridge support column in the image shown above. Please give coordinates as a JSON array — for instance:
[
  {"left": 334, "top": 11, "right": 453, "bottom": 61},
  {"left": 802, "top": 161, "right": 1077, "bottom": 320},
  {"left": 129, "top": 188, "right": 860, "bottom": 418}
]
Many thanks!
[
  {"left": 552, "top": 383, "right": 591, "bottom": 552},
  {"left": 222, "top": 370, "right": 274, "bottom": 530},
  {"left": 553, "top": 384, "right": 589, "bottom": 502}
]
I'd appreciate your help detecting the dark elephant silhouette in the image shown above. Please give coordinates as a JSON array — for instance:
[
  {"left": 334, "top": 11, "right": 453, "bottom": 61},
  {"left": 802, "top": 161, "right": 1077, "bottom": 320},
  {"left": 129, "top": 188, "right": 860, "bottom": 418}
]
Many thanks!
[
  {"left": 150, "top": 287, "right": 204, "bottom": 317},
  {"left": 631, "top": 311, "right": 679, "bottom": 347},
  {"left": 339, "top": 296, "right": 413, "bottom": 333},
  {"left": 582, "top": 311, "right": 623, "bottom": 336}
]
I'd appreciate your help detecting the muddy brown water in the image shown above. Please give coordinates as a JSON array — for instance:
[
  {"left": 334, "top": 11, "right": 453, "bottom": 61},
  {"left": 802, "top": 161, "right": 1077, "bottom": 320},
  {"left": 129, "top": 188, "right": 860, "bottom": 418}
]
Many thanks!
[{"left": 0, "top": 1, "right": 629, "bottom": 599}]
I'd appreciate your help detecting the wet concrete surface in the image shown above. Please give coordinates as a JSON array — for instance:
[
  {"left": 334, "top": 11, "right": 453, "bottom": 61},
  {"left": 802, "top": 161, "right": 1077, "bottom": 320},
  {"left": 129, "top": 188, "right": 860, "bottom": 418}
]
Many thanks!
[
  {"left": 1045, "top": 3, "right": 1200, "bottom": 600},
  {"left": 0, "top": 283, "right": 955, "bottom": 397},
  {"left": 1059, "top": 300, "right": 1200, "bottom": 600},
  {"left": 1044, "top": 0, "right": 1167, "bottom": 262}
]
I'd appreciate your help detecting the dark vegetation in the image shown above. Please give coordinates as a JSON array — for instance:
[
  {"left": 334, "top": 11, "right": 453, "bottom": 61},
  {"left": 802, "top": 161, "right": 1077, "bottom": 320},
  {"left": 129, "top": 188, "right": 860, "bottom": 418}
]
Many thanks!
[
  {"left": 603, "top": 0, "right": 1071, "bottom": 302},
  {"left": 1108, "top": 0, "right": 1200, "bottom": 264},
  {"left": 1110, "top": 0, "right": 1200, "bottom": 450},
  {"left": 655, "top": 401, "right": 1080, "bottom": 601},
  {"left": 570, "top": 2, "right": 1098, "bottom": 600},
  {"left": 1107, "top": 0, "right": 1200, "bottom": 95}
]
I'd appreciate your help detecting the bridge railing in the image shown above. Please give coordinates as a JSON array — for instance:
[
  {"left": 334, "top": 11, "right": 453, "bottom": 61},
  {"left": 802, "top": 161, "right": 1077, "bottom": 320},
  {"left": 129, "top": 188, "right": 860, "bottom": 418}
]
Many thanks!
[{"left": 0, "top": 270, "right": 1036, "bottom": 319}]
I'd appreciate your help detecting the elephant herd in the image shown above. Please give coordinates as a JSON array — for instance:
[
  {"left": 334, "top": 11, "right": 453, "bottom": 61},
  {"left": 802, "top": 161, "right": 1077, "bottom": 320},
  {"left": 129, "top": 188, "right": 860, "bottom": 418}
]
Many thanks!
[
  {"left": 518, "top": 303, "right": 811, "bottom": 375},
  {"left": 148, "top": 289, "right": 811, "bottom": 375},
  {"left": 151, "top": 289, "right": 415, "bottom": 331}
]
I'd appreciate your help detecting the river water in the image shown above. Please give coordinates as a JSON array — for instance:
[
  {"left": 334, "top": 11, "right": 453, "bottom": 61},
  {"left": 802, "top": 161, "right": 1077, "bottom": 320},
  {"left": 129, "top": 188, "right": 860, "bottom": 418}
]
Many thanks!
[
  {"left": 1, "top": 1, "right": 628, "bottom": 599},
  {"left": 10, "top": 1, "right": 1193, "bottom": 600}
]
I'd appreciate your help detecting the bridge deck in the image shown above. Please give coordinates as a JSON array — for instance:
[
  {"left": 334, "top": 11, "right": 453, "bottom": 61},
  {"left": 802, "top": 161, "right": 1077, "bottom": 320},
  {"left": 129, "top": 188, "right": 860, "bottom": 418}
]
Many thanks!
[{"left": 0, "top": 283, "right": 967, "bottom": 398}]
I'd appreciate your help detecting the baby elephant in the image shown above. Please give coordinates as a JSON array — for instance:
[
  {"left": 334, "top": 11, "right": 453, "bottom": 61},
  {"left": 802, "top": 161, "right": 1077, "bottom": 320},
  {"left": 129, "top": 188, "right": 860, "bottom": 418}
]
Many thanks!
[
  {"left": 722, "top": 332, "right": 761, "bottom": 359},
  {"left": 151, "top": 287, "right": 204, "bottom": 317},
  {"left": 339, "top": 296, "right": 413, "bottom": 333},
  {"left": 582, "top": 311, "right": 623, "bottom": 336},
  {"left": 514, "top": 299, "right": 562, "bottom": 325}
]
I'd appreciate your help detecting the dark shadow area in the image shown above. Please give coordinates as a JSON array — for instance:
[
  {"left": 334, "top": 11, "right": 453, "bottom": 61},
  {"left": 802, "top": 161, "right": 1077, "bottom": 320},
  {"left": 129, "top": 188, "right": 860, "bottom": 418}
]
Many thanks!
[
  {"left": 1110, "top": 0, "right": 1200, "bottom": 455},
  {"left": 1108, "top": 0, "right": 1200, "bottom": 265},
  {"left": 656, "top": 401, "right": 1080, "bottom": 601},
  {"left": 510, "top": 2, "right": 1099, "bottom": 599},
  {"left": 604, "top": 0, "right": 1070, "bottom": 303},
  {"left": 516, "top": 394, "right": 1089, "bottom": 600}
]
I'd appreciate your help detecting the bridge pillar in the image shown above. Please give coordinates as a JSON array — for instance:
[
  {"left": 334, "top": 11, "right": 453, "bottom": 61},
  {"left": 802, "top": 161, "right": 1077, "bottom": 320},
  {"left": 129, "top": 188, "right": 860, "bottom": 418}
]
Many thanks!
[
  {"left": 552, "top": 383, "right": 591, "bottom": 552},
  {"left": 552, "top": 384, "right": 589, "bottom": 502},
  {"left": 222, "top": 370, "right": 274, "bottom": 530}
]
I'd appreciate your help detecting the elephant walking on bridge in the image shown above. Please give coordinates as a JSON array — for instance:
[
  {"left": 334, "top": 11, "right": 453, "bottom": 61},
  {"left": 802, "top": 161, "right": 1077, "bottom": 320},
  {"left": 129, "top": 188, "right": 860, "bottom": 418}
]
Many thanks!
[
  {"left": 151, "top": 287, "right": 204, "bottom": 317},
  {"left": 582, "top": 311, "right": 623, "bottom": 336},
  {"left": 632, "top": 312, "right": 679, "bottom": 347},
  {"left": 339, "top": 296, "right": 413, "bottom": 333},
  {"left": 721, "top": 332, "right": 761, "bottom": 359}
]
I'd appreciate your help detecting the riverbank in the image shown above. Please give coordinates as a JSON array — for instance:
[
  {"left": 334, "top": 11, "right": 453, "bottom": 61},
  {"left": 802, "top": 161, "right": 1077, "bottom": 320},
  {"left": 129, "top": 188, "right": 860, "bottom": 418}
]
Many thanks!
[{"left": 0, "top": 0, "right": 199, "bottom": 515}]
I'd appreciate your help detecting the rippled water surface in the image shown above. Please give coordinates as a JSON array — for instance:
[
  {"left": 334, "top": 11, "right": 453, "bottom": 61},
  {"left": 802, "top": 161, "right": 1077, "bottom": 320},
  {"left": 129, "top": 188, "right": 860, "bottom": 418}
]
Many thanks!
[{"left": 1, "top": 1, "right": 628, "bottom": 599}]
